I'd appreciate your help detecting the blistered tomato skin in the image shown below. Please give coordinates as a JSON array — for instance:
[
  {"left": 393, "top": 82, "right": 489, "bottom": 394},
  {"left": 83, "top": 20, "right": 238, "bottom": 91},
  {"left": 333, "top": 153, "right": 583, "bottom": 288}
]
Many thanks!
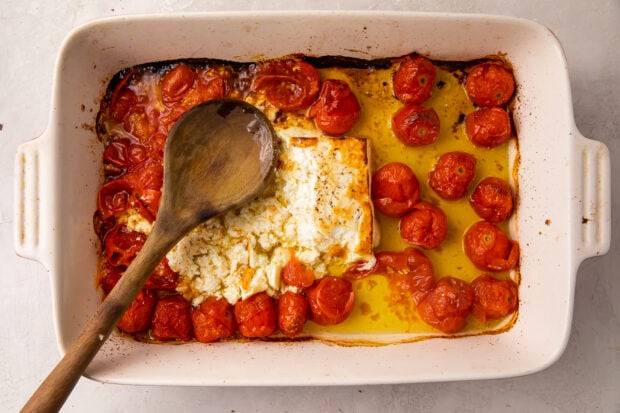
[
  {"left": 234, "top": 292, "right": 277, "bottom": 338},
  {"left": 377, "top": 248, "right": 436, "bottom": 305},
  {"left": 307, "top": 79, "right": 361, "bottom": 135},
  {"left": 465, "top": 63, "right": 515, "bottom": 107},
  {"left": 104, "top": 225, "right": 146, "bottom": 268},
  {"left": 307, "top": 276, "right": 355, "bottom": 326},
  {"left": 371, "top": 162, "right": 421, "bottom": 218},
  {"left": 144, "top": 259, "right": 180, "bottom": 291},
  {"left": 393, "top": 55, "right": 437, "bottom": 104},
  {"left": 151, "top": 295, "right": 193, "bottom": 341},
  {"left": 417, "top": 276, "right": 473, "bottom": 333},
  {"left": 108, "top": 69, "right": 138, "bottom": 122},
  {"left": 160, "top": 63, "right": 197, "bottom": 103},
  {"left": 464, "top": 221, "right": 520, "bottom": 271},
  {"left": 281, "top": 257, "right": 316, "bottom": 288},
  {"left": 400, "top": 202, "right": 448, "bottom": 250},
  {"left": 251, "top": 59, "right": 320, "bottom": 111},
  {"left": 117, "top": 290, "right": 157, "bottom": 334},
  {"left": 471, "top": 274, "right": 518, "bottom": 323},
  {"left": 392, "top": 105, "right": 440, "bottom": 146},
  {"left": 278, "top": 292, "right": 309, "bottom": 338},
  {"left": 191, "top": 296, "right": 237, "bottom": 343},
  {"left": 465, "top": 107, "right": 512, "bottom": 148},
  {"left": 470, "top": 177, "right": 514, "bottom": 222},
  {"left": 429, "top": 152, "right": 477, "bottom": 200}
]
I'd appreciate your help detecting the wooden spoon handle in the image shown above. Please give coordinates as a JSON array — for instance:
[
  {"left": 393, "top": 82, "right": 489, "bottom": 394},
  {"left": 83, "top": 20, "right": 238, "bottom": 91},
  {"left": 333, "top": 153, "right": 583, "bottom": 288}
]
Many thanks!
[{"left": 21, "top": 226, "right": 179, "bottom": 413}]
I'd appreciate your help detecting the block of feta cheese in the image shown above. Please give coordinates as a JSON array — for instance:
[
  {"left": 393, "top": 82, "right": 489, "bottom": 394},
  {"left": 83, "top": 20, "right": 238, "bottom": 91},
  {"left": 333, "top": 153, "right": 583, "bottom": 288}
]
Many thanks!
[{"left": 166, "top": 134, "right": 376, "bottom": 306}]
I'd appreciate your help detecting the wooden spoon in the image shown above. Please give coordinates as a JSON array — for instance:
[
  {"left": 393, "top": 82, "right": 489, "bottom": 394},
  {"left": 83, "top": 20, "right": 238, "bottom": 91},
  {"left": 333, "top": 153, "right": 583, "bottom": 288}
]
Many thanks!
[{"left": 22, "top": 99, "right": 277, "bottom": 413}]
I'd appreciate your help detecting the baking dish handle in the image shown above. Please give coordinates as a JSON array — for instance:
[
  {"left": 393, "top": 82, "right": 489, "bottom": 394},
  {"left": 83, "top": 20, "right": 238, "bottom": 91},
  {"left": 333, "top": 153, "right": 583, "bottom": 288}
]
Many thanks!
[
  {"left": 14, "top": 133, "right": 51, "bottom": 269},
  {"left": 573, "top": 133, "right": 611, "bottom": 263}
]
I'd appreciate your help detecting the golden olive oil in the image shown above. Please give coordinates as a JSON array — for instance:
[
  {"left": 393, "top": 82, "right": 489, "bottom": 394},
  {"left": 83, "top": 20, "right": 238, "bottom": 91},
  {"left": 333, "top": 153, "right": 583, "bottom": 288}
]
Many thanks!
[{"left": 305, "top": 61, "right": 517, "bottom": 339}]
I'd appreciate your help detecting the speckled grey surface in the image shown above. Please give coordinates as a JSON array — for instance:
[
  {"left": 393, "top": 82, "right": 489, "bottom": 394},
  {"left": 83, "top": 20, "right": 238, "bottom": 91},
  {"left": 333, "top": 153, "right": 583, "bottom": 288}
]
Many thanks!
[{"left": 1, "top": 1, "right": 618, "bottom": 411}]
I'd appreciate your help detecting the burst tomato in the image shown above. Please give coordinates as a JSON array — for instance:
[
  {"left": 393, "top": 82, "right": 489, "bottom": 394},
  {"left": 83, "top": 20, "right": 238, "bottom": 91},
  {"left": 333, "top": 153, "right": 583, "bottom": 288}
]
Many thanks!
[
  {"left": 417, "top": 276, "right": 473, "bottom": 333},
  {"left": 144, "top": 258, "right": 180, "bottom": 291},
  {"left": 371, "top": 162, "right": 420, "bottom": 217},
  {"left": 234, "top": 292, "right": 277, "bottom": 338},
  {"left": 471, "top": 274, "right": 519, "bottom": 323},
  {"left": 429, "top": 152, "right": 477, "bottom": 200},
  {"left": 108, "top": 69, "right": 138, "bottom": 121},
  {"left": 192, "top": 296, "right": 237, "bottom": 343},
  {"left": 377, "top": 248, "right": 435, "bottom": 305},
  {"left": 307, "top": 276, "right": 355, "bottom": 326},
  {"left": 281, "top": 256, "right": 316, "bottom": 288},
  {"left": 97, "top": 179, "right": 132, "bottom": 220},
  {"left": 393, "top": 55, "right": 437, "bottom": 104},
  {"left": 117, "top": 289, "right": 157, "bottom": 334},
  {"left": 97, "top": 260, "right": 122, "bottom": 294},
  {"left": 470, "top": 177, "right": 514, "bottom": 222},
  {"left": 278, "top": 292, "right": 308, "bottom": 338},
  {"left": 465, "top": 63, "right": 515, "bottom": 107},
  {"left": 392, "top": 105, "right": 440, "bottom": 146},
  {"left": 307, "top": 79, "right": 361, "bottom": 135},
  {"left": 464, "top": 221, "right": 519, "bottom": 271},
  {"left": 465, "top": 107, "right": 512, "bottom": 148},
  {"left": 104, "top": 225, "right": 146, "bottom": 268},
  {"left": 103, "top": 138, "right": 148, "bottom": 170},
  {"left": 151, "top": 295, "right": 193, "bottom": 341},
  {"left": 251, "top": 59, "right": 320, "bottom": 111},
  {"left": 160, "top": 63, "right": 197, "bottom": 103},
  {"left": 400, "top": 202, "right": 448, "bottom": 250}
]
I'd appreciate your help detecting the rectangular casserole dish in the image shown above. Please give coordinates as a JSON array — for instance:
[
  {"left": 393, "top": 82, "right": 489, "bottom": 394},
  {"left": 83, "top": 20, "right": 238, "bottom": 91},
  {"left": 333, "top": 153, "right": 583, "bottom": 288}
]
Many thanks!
[{"left": 14, "top": 11, "right": 610, "bottom": 385}]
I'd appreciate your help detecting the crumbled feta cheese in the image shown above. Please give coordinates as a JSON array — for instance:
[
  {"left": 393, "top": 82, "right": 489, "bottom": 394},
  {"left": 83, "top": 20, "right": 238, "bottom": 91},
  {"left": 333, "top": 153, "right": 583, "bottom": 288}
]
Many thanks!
[{"left": 166, "top": 132, "right": 376, "bottom": 305}]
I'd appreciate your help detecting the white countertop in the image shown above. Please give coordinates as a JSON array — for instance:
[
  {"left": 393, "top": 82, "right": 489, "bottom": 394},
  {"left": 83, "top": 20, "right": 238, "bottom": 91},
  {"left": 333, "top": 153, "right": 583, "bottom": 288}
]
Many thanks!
[{"left": 1, "top": 1, "right": 618, "bottom": 411}]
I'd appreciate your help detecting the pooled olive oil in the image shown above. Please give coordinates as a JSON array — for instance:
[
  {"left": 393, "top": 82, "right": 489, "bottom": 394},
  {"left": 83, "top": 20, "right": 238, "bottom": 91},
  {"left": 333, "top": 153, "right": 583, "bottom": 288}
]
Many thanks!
[{"left": 304, "top": 59, "right": 518, "bottom": 342}]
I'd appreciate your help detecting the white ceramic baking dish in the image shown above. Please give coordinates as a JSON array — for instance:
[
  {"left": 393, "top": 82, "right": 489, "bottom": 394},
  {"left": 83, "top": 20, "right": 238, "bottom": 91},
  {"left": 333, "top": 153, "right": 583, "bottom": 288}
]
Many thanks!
[{"left": 14, "top": 11, "right": 610, "bottom": 385}]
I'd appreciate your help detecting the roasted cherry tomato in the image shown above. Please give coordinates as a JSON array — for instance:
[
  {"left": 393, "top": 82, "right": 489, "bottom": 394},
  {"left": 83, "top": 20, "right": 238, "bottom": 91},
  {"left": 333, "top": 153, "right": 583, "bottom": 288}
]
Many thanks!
[
  {"left": 464, "top": 221, "right": 520, "bottom": 271},
  {"left": 123, "top": 105, "right": 158, "bottom": 142},
  {"left": 471, "top": 274, "right": 519, "bottom": 323},
  {"left": 376, "top": 248, "right": 435, "bottom": 305},
  {"left": 417, "top": 276, "right": 473, "bottom": 333},
  {"left": 103, "top": 138, "right": 148, "bottom": 170},
  {"left": 393, "top": 55, "right": 437, "bottom": 104},
  {"left": 400, "top": 202, "right": 448, "bottom": 250},
  {"left": 429, "top": 152, "right": 477, "bottom": 200},
  {"left": 108, "top": 69, "right": 138, "bottom": 121},
  {"left": 97, "top": 260, "right": 122, "bottom": 294},
  {"left": 104, "top": 225, "right": 146, "bottom": 268},
  {"left": 470, "top": 177, "right": 514, "bottom": 222},
  {"left": 307, "top": 276, "right": 355, "bottom": 326},
  {"left": 121, "top": 158, "right": 164, "bottom": 219},
  {"left": 117, "top": 289, "right": 157, "bottom": 334},
  {"left": 93, "top": 210, "right": 116, "bottom": 244},
  {"left": 151, "top": 295, "right": 193, "bottom": 341},
  {"left": 161, "top": 63, "right": 197, "bottom": 103},
  {"left": 234, "top": 292, "right": 277, "bottom": 338},
  {"left": 147, "top": 132, "right": 167, "bottom": 160},
  {"left": 392, "top": 105, "right": 440, "bottom": 146},
  {"left": 165, "top": 68, "right": 226, "bottom": 117},
  {"left": 144, "top": 258, "right": 180, "bottom": 291},
  {"left": 191, "top": 296, "right": 237, "bottom": 343},
  {"left": 371, "top": 162, "right": 420, "bottom": 218},
  {"left": 251, "top": 59, "right": 320, "bottom": 111},
  {"left": 97, "top": 180, "right": 132, "bottom": 220},
  {"left": 307, "top": 79, "right": 361, "bottom": 135},
  {"left": 278, "top": 291, "right": 308, "bottom": 338},
  {"left": 465, "top": 63, "right": 515, "bottom": 107},
  {"left": 465, "top": 107, "right": 512, "bottom": 148},
  {"left": 122, "top": 158, "right": 164, "bottom": 192},
  {"left": 281, "top": 256, "right": 315, "bottom": 288}
]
